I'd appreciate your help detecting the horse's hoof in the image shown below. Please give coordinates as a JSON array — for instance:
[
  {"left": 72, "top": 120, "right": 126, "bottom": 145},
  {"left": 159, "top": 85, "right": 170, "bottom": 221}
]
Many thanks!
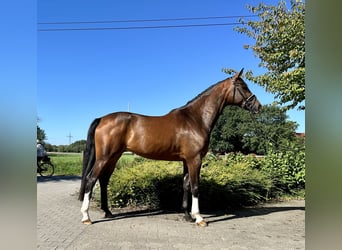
[
  {"left": 82, "top": 219, "right": 92, "bottom": 225},
  {"left": 184, "top": 215, "right": 195, "bottom": 222},
  {"left": 104, "top": 212, "right": 115, "bottom": 218},
  {"left": 196, "top": 220, "right": 208, "bottom": 227}
]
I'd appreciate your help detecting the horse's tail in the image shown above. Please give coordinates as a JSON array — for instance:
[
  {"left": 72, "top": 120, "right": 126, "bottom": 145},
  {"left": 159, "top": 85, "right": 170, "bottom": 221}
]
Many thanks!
[{"left": 79, "top": 118, "right": 101, "bottom": 201}]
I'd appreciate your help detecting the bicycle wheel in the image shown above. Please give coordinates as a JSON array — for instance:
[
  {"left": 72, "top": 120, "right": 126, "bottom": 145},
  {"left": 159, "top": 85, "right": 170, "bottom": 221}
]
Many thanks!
[{"left": 38, "top": 161, "right": 54, "bottom": 177}]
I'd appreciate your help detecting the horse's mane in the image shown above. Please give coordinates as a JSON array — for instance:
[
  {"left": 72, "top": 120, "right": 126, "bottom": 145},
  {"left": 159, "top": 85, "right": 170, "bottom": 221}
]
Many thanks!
[{"left": 170, "top": 79, "right": 228, "bottom": 112}]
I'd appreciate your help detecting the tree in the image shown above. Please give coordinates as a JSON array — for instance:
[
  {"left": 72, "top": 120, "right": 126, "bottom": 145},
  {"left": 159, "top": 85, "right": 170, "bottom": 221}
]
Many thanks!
[
  {"left": 225, "top": 0, "right": 305, "bottom": 110},
  {"left": 37, "top": 125, "right": 46, "bottom": 142},
  {"left": 210, "top": 106, "right": 250, "bottom": 154},
  {"left": 209, "top": 105, "right": 301, "bottom": 155},
  {"left": 242, "top": 104, "right": 300, "bottom": 154},
  {"left": 44, "top": 143, "right": 58, "bottom": 152},
  {"left": 67, "top": 140, "right": 87, "bottom": 152}
]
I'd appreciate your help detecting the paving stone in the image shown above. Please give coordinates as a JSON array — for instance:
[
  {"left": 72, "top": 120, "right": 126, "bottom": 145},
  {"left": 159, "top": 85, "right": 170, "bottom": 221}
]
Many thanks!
[{"left": 37, "top": 176, "right": 305, "bottom": 249}]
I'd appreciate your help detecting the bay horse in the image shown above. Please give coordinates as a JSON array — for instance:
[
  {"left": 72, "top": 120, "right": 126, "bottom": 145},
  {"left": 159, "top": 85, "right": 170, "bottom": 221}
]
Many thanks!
[{"left": 79, "top": 69, "right": 261, "bottom": 226}]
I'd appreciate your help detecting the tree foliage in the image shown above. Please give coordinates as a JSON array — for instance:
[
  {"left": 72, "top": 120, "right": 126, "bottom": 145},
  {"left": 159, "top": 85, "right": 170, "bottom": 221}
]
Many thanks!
[
  {"left": 45, "top": 140, "right": 87, "bottom": 153},
  {"left": 37, "top": 126, "right": 46, "bottom": 142},
  {"left": 225, "top": 0, "right": 305, "bottom": 110},
  {"left": 209, "top": 105, "right": 302, "bottom": 155},
  {"left": 63, "top": 140, "right": 86, "bottom": 152}
]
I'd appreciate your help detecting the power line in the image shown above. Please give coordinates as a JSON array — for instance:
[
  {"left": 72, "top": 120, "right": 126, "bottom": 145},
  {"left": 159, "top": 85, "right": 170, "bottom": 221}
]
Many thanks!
[
  {"left": 38, "top": 15, "right": 257, "bottom": 25},
  {"left": 38, "top": 22, "right": 241, "bottom": 32}
]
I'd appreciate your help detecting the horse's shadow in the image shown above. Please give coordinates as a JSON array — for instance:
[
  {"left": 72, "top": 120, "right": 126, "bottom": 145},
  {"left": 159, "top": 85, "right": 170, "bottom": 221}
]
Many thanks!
[
  {"left": 91, "top": 208, "right": 165, "bottom": 224},
  {"left": 37, "top": 175, "right": 81, "bottom": 183},
  {"left": 91, "top": 203, "right": 305, "bottom": 225},
  {"left": 203, "top": 204, "right": 305, "bottom": 224}
]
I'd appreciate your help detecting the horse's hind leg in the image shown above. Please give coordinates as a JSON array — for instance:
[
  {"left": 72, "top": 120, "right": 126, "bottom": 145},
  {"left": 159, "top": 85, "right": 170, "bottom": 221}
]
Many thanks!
[
  {"left": 99, "top": 167, "right": 114, "bottom": 218},
  {"left": 99, "top": 152, "right": 123, "bottom": 218},
  {"left": 182, "top": 164, "right": 194, "bottom": 222},
  {"left": 81, "top": 157, "right": 114, "bottom": 224},
  {"left": 80, "top": 161, "right": 104, "bottom": 224}
]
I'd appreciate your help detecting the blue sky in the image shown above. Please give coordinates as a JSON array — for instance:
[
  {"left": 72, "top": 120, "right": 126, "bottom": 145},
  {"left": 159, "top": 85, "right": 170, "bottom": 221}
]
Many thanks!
[{"left": 37, "top": 0, "right": 305, "bottom": 145}]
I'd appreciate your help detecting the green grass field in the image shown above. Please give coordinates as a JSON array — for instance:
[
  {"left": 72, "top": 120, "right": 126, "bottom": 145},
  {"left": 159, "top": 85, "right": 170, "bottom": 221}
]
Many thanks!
[{"left": 49, "top": 153, "right": 135, "bottom": 176}]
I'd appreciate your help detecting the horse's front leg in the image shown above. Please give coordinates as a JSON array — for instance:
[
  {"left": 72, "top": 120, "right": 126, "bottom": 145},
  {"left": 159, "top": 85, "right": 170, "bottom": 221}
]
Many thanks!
[
  {"left": 190, "top": 192, "right": 207, "bottom": 227},
  {"left": 187, "top": 157, "right": 208, "bottom": 227}
]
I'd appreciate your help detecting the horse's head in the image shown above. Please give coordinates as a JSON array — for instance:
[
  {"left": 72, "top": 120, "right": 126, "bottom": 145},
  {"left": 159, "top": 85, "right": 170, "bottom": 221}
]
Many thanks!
[{"left": 229, "top": 69, "right": 262, "bottom": 114}]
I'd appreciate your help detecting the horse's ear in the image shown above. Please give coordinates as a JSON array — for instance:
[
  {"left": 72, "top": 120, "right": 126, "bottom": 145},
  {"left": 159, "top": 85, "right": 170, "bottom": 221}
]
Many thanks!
[{"left": 232, "top": 68, "right": 244, "bottom": 81}]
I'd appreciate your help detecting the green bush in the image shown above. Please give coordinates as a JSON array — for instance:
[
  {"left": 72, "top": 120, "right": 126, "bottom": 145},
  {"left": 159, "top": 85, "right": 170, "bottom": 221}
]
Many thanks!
[
  {"left": 218, "top": 150, "right": 305, "bottom": 197},
  {"left": 50, "top": 150, "right": 305, "bottom": 211},
  {"left": 220, "top": 152, "right": 263, "bottom": 169},
  {"left": 200, "top": 160, "right": 272, "bottom": 210},
  {"left": 94, "top": 155, "right": 273, "bottom": 211},
  {"left": 261, "top": 148, "right": 305, "bottom": 195},
  {"left": 104, "top": 159, "right": 183, "bottom": 209}
]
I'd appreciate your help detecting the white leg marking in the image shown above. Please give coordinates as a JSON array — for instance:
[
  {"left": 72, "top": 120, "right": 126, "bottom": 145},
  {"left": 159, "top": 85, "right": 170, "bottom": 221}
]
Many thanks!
[
  {"left": 191, "top": 196, "right": 204, "bottom": 223},
  {"left": 81, "top": 192, "right": 91, "bottom": 222}
]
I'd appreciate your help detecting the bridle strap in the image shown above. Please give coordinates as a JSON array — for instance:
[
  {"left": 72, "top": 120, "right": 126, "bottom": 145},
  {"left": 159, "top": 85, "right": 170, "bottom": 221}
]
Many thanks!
[
  {"left": 232, "top": 82, "right": 236, "bottom": 104},
  {"left": 233, "top": 82, "right": 256, "bottom": 109},
  {"left": 245, "top": 93, "right": 255, "bottom": 103}
]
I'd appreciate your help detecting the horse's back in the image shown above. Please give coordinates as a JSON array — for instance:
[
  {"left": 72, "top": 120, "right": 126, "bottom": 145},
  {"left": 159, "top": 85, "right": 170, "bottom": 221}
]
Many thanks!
[{"left": 96, "top": 111, "right": 187, "bottom": 160}]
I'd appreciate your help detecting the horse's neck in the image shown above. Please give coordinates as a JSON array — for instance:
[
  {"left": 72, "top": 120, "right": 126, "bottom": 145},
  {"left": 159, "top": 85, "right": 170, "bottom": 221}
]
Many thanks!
[{"left": 186, "top": 81, "right": 229, "bottom": 132}]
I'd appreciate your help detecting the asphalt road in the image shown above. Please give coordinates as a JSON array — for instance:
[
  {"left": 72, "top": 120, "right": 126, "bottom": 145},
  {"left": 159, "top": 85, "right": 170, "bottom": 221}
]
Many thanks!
[{"left": 37, "top": 176, "right": 305, "bottom": 249}]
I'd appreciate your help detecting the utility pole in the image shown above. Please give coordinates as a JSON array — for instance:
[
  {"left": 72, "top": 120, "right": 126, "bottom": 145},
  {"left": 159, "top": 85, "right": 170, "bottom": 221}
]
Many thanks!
[{"left": 67, "top": 132, "right": 73, "bottom": 145}]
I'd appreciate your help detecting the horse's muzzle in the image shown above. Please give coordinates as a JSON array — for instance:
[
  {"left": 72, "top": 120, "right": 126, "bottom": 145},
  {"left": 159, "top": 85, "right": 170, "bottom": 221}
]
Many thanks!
[
  {"left": 252, "top": 103, "right": 262, "bottom": 114},
  {"left": 243, "top": 96, "right": 261, "bottom": 114}
]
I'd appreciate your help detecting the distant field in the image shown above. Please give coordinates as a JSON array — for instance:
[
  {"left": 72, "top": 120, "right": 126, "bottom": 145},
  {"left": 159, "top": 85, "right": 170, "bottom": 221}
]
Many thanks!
[{"left": 49, "top": 152, "right": 135, "bottom": 176}]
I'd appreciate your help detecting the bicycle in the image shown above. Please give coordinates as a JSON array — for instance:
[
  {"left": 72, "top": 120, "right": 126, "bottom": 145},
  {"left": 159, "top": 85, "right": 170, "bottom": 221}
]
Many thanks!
[{"left": 37, "top": 156, "right": 55, "bottom": 177}]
